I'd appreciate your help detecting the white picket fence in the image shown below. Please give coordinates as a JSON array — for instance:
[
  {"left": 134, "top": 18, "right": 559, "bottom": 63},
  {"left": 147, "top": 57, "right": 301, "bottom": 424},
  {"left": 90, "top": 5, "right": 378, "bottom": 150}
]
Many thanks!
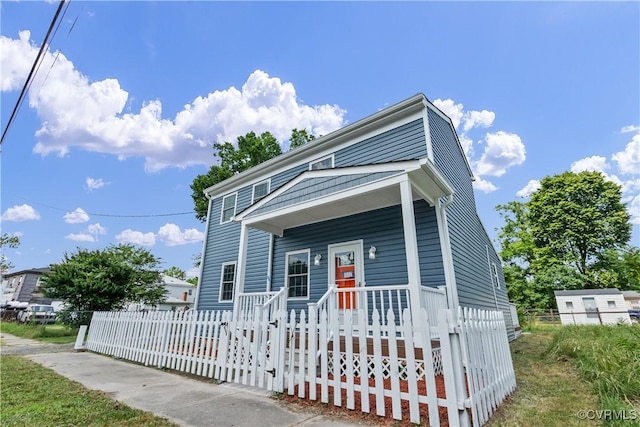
[{"left": 83, "top": 305, "right": 515, "bottom": 426}]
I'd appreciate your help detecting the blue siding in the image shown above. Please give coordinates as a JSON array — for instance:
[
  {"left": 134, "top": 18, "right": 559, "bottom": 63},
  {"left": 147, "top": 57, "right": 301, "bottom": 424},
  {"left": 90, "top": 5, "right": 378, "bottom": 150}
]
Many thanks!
[
  {"left": 336, "top": 119, "right": 427, "bottom": 166},
  {"left": 428, "top": 107, "right": 514, "bottom": 339},
  {"left": 270, "top": 202, "right": 442, "bottom": 313},
  {"left": 248, "top": 171, "right": 401, "bottom": 217}
]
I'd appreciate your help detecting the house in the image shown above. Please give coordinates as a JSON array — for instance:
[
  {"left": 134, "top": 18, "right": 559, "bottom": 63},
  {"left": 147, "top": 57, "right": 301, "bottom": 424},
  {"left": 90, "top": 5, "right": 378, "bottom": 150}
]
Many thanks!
[
  {"left": 554, "top": 289, "right": 632, "bottom": 325},
  {"left": 1, "top": 268, "right": 51, "bottom": 305},
  {"left": 622, "top": 290, "right": 640, "bottom": 310},
  {"left": 128, "top": 274, "right": 196, "bottom": 311},
  {"left": 195, "top": 93, "right": 516, "bottom": 340}
]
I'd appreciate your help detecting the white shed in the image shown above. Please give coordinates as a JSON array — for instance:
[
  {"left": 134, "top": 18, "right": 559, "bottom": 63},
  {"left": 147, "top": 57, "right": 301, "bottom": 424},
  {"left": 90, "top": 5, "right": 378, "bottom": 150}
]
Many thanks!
[{"left": 554, "top": 289, "right": 631, "bottom": 325}]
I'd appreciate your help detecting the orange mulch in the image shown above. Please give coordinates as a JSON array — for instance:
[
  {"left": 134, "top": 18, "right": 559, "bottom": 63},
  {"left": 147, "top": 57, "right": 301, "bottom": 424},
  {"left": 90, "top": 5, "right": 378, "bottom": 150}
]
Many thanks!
[{"left": 280, "top": 375, "right": 449, "bottom": 427}]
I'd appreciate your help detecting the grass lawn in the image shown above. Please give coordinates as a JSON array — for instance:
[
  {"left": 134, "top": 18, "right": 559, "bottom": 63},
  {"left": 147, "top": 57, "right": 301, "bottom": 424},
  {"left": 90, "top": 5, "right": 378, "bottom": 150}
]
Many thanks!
[
  {"left": 0, "top": 355, "right": 176, "bottom": 427},
  {"left": 0, "top": 321, "right": 78, "bottom": 343},
  {"left": 488, "top": 324, "right": 640, "bottom": 427}
]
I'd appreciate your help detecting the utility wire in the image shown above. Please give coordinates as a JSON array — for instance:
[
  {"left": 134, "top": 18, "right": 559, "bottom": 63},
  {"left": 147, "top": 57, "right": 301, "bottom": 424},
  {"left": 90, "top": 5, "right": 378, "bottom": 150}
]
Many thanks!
[
  {"left": 17, "top": 197, "right": 193, "bottom": 218},
  {"left": 1, "top": 0, "right": 67, "bottom": 146}
]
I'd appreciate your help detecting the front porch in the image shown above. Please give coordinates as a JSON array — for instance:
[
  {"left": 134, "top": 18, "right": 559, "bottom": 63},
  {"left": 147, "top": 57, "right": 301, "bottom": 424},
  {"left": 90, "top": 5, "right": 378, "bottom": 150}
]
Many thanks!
[{"left": 235, "top": 283, "right": 448, "bottom": 340}]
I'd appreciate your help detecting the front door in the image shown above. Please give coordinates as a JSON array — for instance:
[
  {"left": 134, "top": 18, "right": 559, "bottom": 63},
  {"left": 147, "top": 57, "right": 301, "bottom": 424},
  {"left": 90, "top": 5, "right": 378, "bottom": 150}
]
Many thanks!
[
  {"left": 582, "top": 297, "right": 600, "bottom": 324},
  {"left": 328, "top": 240, "right": 364, "bottom": 309}
]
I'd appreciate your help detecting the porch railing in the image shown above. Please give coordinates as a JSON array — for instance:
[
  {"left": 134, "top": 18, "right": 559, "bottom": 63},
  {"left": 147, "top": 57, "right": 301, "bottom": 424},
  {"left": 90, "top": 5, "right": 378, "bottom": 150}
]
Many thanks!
[{"left": 235, "top": 291, "right": 278, "bottom": 321}]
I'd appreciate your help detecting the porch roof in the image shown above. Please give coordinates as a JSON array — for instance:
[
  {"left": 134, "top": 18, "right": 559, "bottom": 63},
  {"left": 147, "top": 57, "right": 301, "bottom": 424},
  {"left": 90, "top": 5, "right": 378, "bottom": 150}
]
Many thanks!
[{"left": 234, "top": 159, "right": 454, "bottom": 236}]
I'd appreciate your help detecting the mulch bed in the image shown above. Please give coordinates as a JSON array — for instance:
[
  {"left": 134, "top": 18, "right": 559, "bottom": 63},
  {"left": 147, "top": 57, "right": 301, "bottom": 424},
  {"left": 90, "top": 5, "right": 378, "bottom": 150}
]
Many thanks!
[{"left": 280, "top": 375, "right": 450, "bottom": 427}]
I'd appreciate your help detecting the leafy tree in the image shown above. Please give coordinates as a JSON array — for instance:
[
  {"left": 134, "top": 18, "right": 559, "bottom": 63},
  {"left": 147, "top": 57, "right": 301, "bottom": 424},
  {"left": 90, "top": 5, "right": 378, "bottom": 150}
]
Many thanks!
[
  {"left": 529, "top": 171, "right": 630, "bottom": 277},
  {"left": 1, "top": 233, "right": 20, "bottom": 273},
  {"left": 41, "top": 244, "right": 166, "bottom": 321},
  {"left": 186, "top": 277, "right": 198, "bottom": 286},
  {"left": 598, "top": 246, "right": 640, "bottom": 291},
  {"left": 289, "top": 128, "right": 316, "bottom": 149},
  {"left": 190, "top": 129, "right": 317, "bottom": 222},
  {"left": 497, "top": 171, "right": 633, "bottom": 309},
  {"left": 163, "top": 266, "right": 186, "bottom": 280}
]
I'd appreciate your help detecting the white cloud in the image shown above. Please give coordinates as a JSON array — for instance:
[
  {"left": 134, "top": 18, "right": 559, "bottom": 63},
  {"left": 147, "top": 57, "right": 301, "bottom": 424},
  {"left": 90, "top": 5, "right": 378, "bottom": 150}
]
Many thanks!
[
  {"left": 462, "top": 110, "right": 495, "bottom": 132},
  {"left": 63, "top": 207, "right": 89, "bottom": 224},
  {"left": 475, "top": 131, "right": 526, "bottom": 177},
  {"left": 570, "top": 155, "right": 609, "bottom": 174},
  {"left": 433, "top": 99, "right": 464, "bottom": 129},
  {"left": 115, "top": 229, "right": 156, "bottom": 246},
  {"left": 86, "top": 177, "right": 108, "bottom": 191},
  {"left": 157, "top": 223, "right": 204, "bottom": 246},
  {"left": 516, "top": 180, "right": 541, "bottom": 198},
  {"left": 621, "top": 125, "right": 640, "bottom": 134},
  {"left": 629, "top": 195, "right": 640, "bottom": 225},
  {"left": 1, "top": 32, "right": 346, "bottom": 172},
  {"left": 64, "top": 222, "right": 106, "bottom": 242},
  {"left": 472, "top": 177, "right": 498, "bottom": 193},
  {"left": 1, "top": 204, "right": 40, "bottom": 222},
  {"left": 65, "top": 233, "right": 96, "bottom": 242},
  {"left": 612, "top": 135, "right": 640, "bottom": 175}
]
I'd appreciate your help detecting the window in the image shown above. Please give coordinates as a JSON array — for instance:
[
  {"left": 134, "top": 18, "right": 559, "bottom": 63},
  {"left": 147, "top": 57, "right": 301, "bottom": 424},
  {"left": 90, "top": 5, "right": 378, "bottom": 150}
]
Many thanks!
[
  {"left": 492, "top": 263, "right": 500, "bottom": 289},
  {"left": 566, "top": 301, "right": 574, "bottom": 309},
  {"left": 309, "top": 155, "right": 334, "bottom": 170},
  {"left": 607, "top": 300, "right": 616, "bottom": 309},
  {"left": 286, "top": 250, "right": 310, "bottom": 299},
  {"left": 220, "top": 193, "right": 237, "bottom": 223},
  {"left": 219, "top": 262, "right": 236, "bottom": 302},
  {"left": 252, "top": 180, "right": 270, "bottom": 204}
]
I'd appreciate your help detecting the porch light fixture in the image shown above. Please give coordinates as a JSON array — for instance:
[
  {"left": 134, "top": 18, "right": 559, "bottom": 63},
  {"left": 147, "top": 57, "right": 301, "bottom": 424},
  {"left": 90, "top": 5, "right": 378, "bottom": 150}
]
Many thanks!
[
  {"left": 369, "top": 246, "right": 376, "bottom": 260},
  {"left": 314, "top": 254, "right": 322, "bottom": 266}
]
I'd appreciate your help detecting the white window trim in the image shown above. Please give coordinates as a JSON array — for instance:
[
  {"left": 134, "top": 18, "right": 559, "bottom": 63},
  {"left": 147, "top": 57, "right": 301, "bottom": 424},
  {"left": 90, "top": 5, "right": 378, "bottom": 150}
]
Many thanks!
[
  {"left": 220, "top": 192, "right": 238, "bottom": 224},
  {"left": 251, "top": 179, "right": 271, "bottom": 204},
  {"left": 284, "top": 249, "right": 311, "bottom": 300},
  {"left": 218, "top": 261, "right": 237, "bottom": 303},
  {"left": 308, "top": 154, "right": 334, "bottom": 170}
]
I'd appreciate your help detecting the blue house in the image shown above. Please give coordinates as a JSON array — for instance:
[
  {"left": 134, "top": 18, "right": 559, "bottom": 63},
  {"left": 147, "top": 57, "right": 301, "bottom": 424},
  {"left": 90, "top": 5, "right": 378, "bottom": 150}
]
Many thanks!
[{"left": 195, "top": 93, "right": 516, "bottom": 340}]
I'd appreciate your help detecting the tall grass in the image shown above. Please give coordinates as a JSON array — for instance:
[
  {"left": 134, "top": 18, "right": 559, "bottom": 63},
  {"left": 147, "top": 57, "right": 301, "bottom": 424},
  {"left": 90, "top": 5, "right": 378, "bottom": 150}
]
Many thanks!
[{"left": 548, "top": 324, "right": 640, "bottom": 426}]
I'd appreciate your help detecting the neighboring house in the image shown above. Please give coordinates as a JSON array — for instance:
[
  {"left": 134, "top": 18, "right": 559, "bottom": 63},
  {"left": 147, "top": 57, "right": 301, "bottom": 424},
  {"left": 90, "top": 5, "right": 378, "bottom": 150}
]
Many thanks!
[
  {"left": 1, "top": 268, "right": 51, "bottom": 305},
  {"left": 128, "top": 274, "right": 196, "bottom": 311},
  {"left": 554, "top": 289, "right": 632, "bottom": 325},
  {"left": 622, "top": 290, "right": 640, "bottom": 309},
  {"left": 195, "top": 93, "right": 516, "bottom": 340}
]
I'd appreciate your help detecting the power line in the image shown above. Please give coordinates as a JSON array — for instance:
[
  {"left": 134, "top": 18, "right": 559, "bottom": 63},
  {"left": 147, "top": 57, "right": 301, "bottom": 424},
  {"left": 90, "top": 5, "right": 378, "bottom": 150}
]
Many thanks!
[
  {"left": 17, "top": 197, "right": 194, "bottom": 218},
  {"left": 1, "top": 0, "right": 67, "bottom": 145}
]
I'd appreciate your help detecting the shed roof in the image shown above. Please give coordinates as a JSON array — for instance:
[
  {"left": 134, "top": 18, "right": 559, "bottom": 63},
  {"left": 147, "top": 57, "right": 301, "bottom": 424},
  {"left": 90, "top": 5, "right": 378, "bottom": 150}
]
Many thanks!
[{"left": 554, "top": 288, "right": 622, "bottom": 297}]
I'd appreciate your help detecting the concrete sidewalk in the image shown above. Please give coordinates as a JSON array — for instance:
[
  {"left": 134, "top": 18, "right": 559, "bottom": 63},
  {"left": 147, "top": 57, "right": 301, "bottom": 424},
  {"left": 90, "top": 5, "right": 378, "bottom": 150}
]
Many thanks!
[{"left": 1, "top": 333, "right": 361, "bottom": 427}]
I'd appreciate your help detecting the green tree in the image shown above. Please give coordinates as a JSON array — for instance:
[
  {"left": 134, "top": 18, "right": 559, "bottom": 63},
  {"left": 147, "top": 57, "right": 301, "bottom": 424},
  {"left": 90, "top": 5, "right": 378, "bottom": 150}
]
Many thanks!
[
  {"left": 529, "top": 171, "right": 630, "bottom": 278},
  {"left": 190, "top": 131, "right": 282, "bottom": 222},
  {"left": 163, "top": 266, "right": 186, "bottom": 280},
  {"left": 1, "top": 233, "right": 20, "bottom": 272},
  {"left": 497, "top": 171, "right": 632, "bottom": 309},
  {"left": 41, "top": 244, "right": 166, "bottom": 321},
  {"left": 289, "top": 128, "right": 316, "bottom": 149},
  {"left": 186, "top": 277, "right": 198, "bottom": 286}
]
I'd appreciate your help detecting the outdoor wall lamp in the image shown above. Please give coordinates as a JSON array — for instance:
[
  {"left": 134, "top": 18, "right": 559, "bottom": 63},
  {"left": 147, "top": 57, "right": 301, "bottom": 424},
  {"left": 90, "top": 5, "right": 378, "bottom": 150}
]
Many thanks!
[
  {"left": 369, "top": 246, "right": 376, "bottom": 260},
  {"left": 314, "top": 254, "right": 322, "bottom": 266}
]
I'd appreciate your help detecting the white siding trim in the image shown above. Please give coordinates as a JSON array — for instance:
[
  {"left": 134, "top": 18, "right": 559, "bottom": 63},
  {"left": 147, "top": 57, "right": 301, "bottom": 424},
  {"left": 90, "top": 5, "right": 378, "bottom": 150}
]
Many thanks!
[
  {"left": 309, "top": 154, "right": 335, "bottom": 170},
  {"left": 400, "top": 178, "right": 423, "bottom": 324}
]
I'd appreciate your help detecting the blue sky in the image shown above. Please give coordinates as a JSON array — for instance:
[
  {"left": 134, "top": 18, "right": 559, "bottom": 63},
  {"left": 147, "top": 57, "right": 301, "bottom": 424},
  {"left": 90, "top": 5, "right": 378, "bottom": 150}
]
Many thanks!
[{"left": 1, "top": 1, "right": 639, "bottom": 278}]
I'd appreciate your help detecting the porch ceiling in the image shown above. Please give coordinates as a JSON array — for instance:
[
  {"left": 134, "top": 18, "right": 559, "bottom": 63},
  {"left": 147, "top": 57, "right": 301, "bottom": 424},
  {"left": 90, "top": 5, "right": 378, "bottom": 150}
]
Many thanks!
[{"left": 236, "top": 160, "right": 454, "bottom": 236}]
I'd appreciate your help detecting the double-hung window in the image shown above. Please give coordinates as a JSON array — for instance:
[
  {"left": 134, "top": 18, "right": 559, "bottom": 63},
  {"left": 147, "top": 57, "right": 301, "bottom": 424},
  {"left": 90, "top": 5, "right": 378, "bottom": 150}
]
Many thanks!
[
  {"left": 220, "top": 192, "right": 237, "bottom": 223},
  {"left": 286, "top": 250, "right": 310, "bottom": 299},
  {"left": 219, "top": 262, "right": 236, "bottom": 302},
  {"left": 492, "top": 263, "right": 500, "bottom": 289}
]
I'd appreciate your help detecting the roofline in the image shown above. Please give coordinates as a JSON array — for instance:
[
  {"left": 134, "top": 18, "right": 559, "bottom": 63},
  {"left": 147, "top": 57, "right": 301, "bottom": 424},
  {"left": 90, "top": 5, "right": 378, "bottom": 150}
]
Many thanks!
[{"left": 204, "top": 93, "right": 428, "bottom": 198}]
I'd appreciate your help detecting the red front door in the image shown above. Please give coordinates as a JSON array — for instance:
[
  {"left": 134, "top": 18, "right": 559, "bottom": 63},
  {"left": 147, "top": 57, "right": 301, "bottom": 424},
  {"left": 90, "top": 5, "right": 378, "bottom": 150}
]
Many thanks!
[{"left": 334, "top": 250, "right": 357, "bottom": 309}]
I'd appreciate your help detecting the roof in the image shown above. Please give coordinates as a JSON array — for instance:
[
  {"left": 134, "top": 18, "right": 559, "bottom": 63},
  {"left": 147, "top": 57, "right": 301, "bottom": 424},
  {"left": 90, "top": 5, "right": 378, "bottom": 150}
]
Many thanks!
[
  {"left": 2, "top": 268, "right": 49, "bottom": 278},
  {"left": 622, "top": 290, "right": 640, "bottom": 299},
  {"left": 203, "top": 94, "right": 429, "bottom": 199},
  {"left": 554, "top": 288, "right": 622, "bottom": 297},
  {"left": 161, "top": 274, "right": 195, "bottom": 288}
]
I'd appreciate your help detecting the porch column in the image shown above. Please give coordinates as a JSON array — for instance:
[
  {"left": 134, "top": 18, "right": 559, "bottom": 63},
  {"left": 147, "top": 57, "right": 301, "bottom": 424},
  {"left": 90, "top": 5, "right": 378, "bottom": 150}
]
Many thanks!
[
  {"left": 399, "top": 178, "right": 423, "bottom": 323},
  {"left": 233, "top": 222, "right": 249, "bottom": 313}
]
